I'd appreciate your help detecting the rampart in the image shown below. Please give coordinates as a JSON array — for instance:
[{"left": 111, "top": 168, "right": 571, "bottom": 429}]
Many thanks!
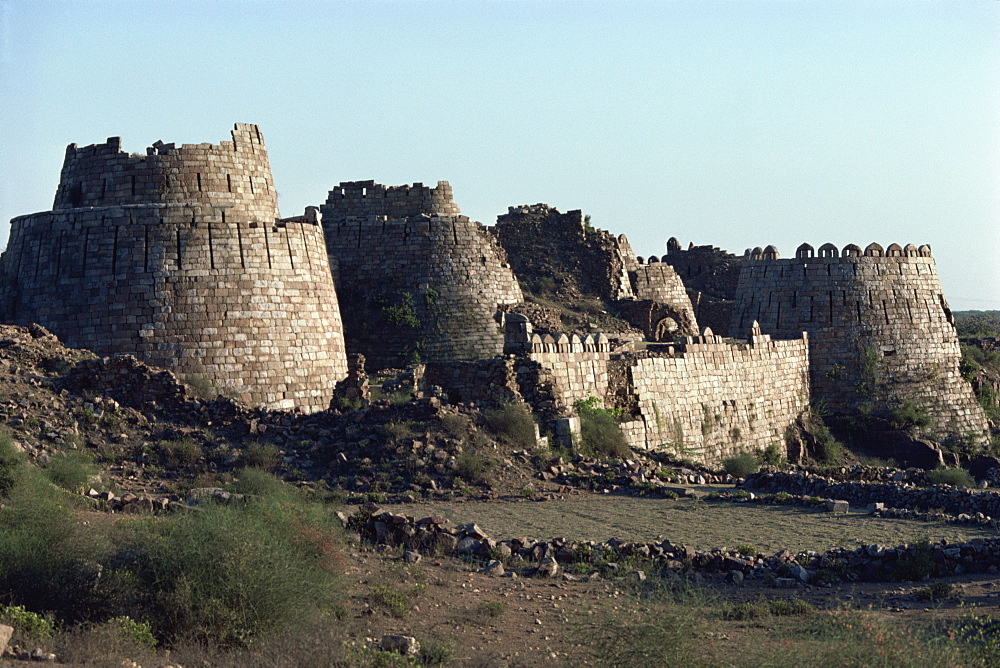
[
  {"left": 503, "top": 314, "right": 810, "bottom": 464},
  {"left": 731, "top": 242, "right": 988, "bottom": 443},
  {"left": 323, "top": 180, "right": 461, "bottom": 221},
  {"left": 0, "top": 125, "right": 348, "bottom": 412},
  {"left": 321, "top": 182, "right": 523, "bottom": 369},
  {"left": 616, "top": 326, "right": 810, "bottom": 462}
]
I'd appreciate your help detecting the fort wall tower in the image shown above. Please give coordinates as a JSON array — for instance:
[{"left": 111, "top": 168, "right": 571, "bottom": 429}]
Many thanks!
[
  {"left": 321, "top": 181, "right": 523, "bottom": 369},
  {"left": 731, "top": 242, "right": 988, "bottom": 443},
  {"left": 0, "top": 124, "right": 348, "bottom": 412}
]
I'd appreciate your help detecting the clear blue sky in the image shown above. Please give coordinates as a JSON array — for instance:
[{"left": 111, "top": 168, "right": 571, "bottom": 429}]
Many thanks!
[{"left": 2, "top": 0, "right": 997, "bottom": 309}]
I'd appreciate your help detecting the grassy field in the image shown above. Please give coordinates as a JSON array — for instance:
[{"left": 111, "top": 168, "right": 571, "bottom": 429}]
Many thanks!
[{"left": 383, "top": 494, "right": 997, "bottom": 553}]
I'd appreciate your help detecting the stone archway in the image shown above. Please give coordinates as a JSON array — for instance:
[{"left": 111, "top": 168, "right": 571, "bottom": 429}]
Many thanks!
[{"left": 654, "top": 316, "right": 681, "bottom": 342}]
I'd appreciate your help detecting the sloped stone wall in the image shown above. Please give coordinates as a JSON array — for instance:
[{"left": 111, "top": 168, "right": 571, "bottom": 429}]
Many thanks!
[
  {"left": 617, "top": 328, "right": 810, "bottom": 463},
  {"left": 0, "top": 125, "right": 348, "bottom": 412},
  {"left": 494, "top": 204, "right": 637, "bottom": 301},
  {"left": 731, "top": 243, "right": 988, "bottom": 443},
  {"left": 321, "top": 182, "right": 523, "bottom": 370}
]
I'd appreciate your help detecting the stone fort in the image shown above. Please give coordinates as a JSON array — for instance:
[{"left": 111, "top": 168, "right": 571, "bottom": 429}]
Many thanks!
[{"left": 0, "top": 123, "right": 988, "bottom": 462}]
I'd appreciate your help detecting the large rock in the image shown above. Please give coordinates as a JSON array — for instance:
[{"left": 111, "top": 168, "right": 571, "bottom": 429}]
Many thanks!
[
  {"left": 0, "top": 624, "right": 12, "bottom": 656},
  {"left": 380, "top": 635, "right": 420, "bottom": 656},
  {"left": 877, "top": 431, "right": 944, "bottom": 470}
]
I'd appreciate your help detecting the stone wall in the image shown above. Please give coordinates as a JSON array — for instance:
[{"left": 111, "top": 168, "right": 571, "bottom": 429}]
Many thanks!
[
  {"left": 503, "top": 314, "right": 809, "bottom": 464},
  {"left": 730, "top": 242, "right": 989, "bottom": 443},
  {"left": 53, "top": 123, "right": 278, "bottom": 221},
  {"left": 628, "top": 261, "right": 698, "bottom": 339},
  {"left": 616, "top": 326, "right": 810, "bottom": 463},
  {"left": 494, "top": 204, "right": 637, "bottom": 301},
  {"left": 660, "top": 239, "right": 743, "bottom": 336},
  {"left": 504, "top": 317, "right": 613, "bottom": 411},
  {"left": 0, "top": 125, "right": 348, "bottom": 412},
  {"left": 323, "top": 180, "right": 461, "bottom": 221},
  {"left": 321, "top": 182, "right": 523, "bottom": 370}
]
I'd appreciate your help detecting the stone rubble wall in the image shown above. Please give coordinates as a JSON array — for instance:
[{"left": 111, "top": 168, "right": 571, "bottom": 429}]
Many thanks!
[
  {"left": 730, "top": 243, "right": 988, "bottom": 443},
  {"left": 494, "top": 204, "right": 636, "bottom": 301},
  {"left": 322, "top": 184, "right": 523, "bottom": 369},
  {"left": 0, "top": 125, "right": 348, "bottom": 412},
  {"left": 618, "top": 328, "right": 810, "bottom": 463}
]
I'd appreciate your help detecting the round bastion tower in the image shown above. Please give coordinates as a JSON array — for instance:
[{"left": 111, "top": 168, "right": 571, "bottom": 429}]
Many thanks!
[
  {"left": 731, "top": 243, "right": 988, "bottom": 444},
  {"left": 0, "top": 123, "right": 348, "bottom": 412},
  {"left": 321, "top": 181, "right": 524, "bottom": 369}
]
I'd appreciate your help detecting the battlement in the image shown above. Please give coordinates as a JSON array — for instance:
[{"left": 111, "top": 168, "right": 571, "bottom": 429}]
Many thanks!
[
  {"left": 321, "top": 180, "right": 460, "bottom": 221},
  {"left": 731, "top": 240, "right": 988, "bottom": 442},
  {"left": 742, "top": 242, "right": 933, "bottom": 263},
  {"left": 52, "top": 123, "right": 277, "bottom": 221}
]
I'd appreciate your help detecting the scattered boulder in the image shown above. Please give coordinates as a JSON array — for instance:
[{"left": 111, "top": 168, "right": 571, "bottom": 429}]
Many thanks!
[{"left": 380, "top": 634, "right": 420, "bottom": 656}]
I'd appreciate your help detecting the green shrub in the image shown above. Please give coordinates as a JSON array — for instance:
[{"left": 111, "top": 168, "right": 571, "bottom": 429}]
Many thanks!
[
  {"left": 810, "top": 419, "right": 845, "bottom": 464},
  {"left": 480, "top": 403, "right": 537, "bottom": 450},
  {"left": 382, "top": 420, "right": 416, "bottom": 443},
  {"left": 895, "top": 540, "right": 935, "bottom": 581},
  {"left": 0, "top": 430, "right": 26, "bottom": 496},
  {"left": 0, "top": 604, "right": 56, "bottom": 639},
  {"left": 120, "top": 477, "right": 344, "bottom": 646},
  {"left": 926, "top": 467, "right": 974, "bottom": 488},
  {"left": 368, "top": 583, "right": 410, "bottom": 618},
  {"left": 725, "top": 600, "right": 770, "bottom": 620},
  {"left": 241, "top": 441, "right": 280, "bottom": 470},
  {"left": 159, "top": 437, "right": 202, "bottom": 467},
  {"left": 419, "top": 639, "right": 455, "bottom": 667},
  {"left": 183, "top": 374, "right": 216, "bottom": 400},
  {"left": 44, "top": 450, "right": 98, "bottom": 491},
  {"left": 575, "top": 397, "right": 630, "bottom": 459},
  {"left": 888, "top": 401, "right": 934, "bottom": 431},
  {"left": 915, "top": 582, "right": 953, "bottom": 602},
  {"left": 105, "top": 616, "right": 156, "bottom": 648},
  {"left": 759, "top": 443, "right": 785, "bottom": 467},
  {"left": 769, "top": 598, "right": 815, "bottom": 616},
  {"left": 0, "top": 470, "right": 112, "bottom": 623},
  {"left": 722, "top": 452, "right": 760, "bottom": 478},
  {"left": 454, "top": 451, "right": 496, "bottom": 486},
  {"left": 476, "top": 601, "right": 508, "bottom": 618}
]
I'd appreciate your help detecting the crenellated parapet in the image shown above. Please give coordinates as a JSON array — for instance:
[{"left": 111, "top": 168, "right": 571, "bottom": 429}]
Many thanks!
[
  {"left": 53, "top": 123, "right": 277, "bottom": 223},
  {"left": 322, "top": 180, "right": 461, "bottom": 222},
  {"left": 731, "top": 242, "right": 988, "bottom": 444},
  {"left": 743, "top": 242, "right": 933, "bottom": 262}
]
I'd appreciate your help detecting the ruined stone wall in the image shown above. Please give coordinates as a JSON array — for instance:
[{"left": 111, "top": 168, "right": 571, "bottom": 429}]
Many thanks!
[
  {"left": 617, "top": 328, "right": 810, "bottom": 463},
  {"left": 0, "top": 125, "right": 348, "bottom": 412},
  {"left": 503, "top": 315, "right": 808, "bottom": 463},
  {"left": 627, "top": 261, "right": 698, "bottom": 338},
  {"left": 323, "top": 180, "right": 461, "bottom": 220},
  {"left": 494, "top": 204, "right": 636, "bottom": 301},
  {"left": 503, "top": 314, "right": 611, "bottom": 410},
  {"left": 660, "top": 239, "right": 742, "bottom": 336},
  {"left": 731, "top": 243, "right": 988, "bottom": 443},
  {"left": 321, "top": 182, "right": 523, "bottom": 370}
]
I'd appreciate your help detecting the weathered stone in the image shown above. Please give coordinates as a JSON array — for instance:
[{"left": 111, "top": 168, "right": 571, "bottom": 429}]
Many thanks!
[{"left": 380, "top": 635, "right": 420, "bottom": 656}]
